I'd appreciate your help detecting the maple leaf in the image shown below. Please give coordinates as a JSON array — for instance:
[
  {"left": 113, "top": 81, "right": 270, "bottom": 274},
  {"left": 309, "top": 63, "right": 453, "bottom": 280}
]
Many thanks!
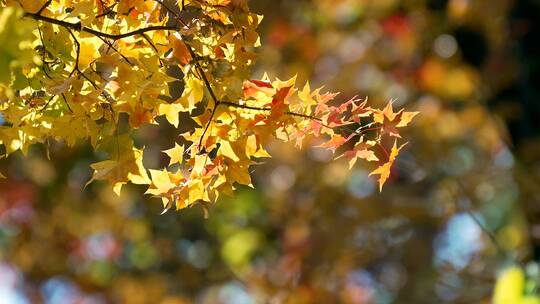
[
  {"left": 243, "top": 79, "right": 274, "bottom": 99},
  {"left": 188, "top": 179, "right": 208, "bottom": 205},
  {"left": 163, "top": 143, "right": 185, "bottom": 166},
  {"left": 86, "top": 147, "right": 150, "bottom": 195},
  {"left": 128, "top": 103, "right": 154, "bottom": 128},
  {"left": 314, "top": 92, "right": 339, "bottom": 115},
  {"left": 373, "top": 101, "right": 419, "bottom": 138},
  {"left": 77, "top": 41, "right": 98, "bottom": 70},
  {"left": 169, "top": 34, "right": 192, "bottom": 65},
  {"left": 319, "top": 135, "right": 348, "bottom": 154},
  {"left": 340, "top": 139, "right": 379, "bottom": 169},
  {"left": 351, "top": 99, "right": 373, "bottom": 123},
  {"left": 319, "top": 97, "right": 359, "bottom": 128},
  {"left": 245, "top": 135, "right": 271, "bottom": 158},
  {"left": 298, "top": 82, "right": 317, "bottom": 113},
  {"left": 181, "top": 76, "right": 205, "bottom": 111},
  {"left": 269, "top": 86, "right": 292, "bottom": 120},
  {"left": 219, "top": 141, "right": 241, "bottom": 162},
  {"left": 369, "top": 140, "right": 406, "bottom": 191},
  {"left": 146, "top": 169, "right": 177, "bottom": 197},
  {"left": 221, "top": 158, "right": 253, "bottom": 188},
  {"left": 158, "top": 103, "right": 186, "bottom": 128},
  {"left": 159, "top": 76, "right": 203, "bottom": 126}
]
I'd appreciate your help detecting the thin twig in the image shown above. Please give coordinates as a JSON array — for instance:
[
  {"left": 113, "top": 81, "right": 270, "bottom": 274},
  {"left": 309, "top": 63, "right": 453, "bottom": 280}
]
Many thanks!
[
  {"left": 198, "top": 106, "right": 218, "bottom": 151},
  {"left": 67, "top": 29, "right": 80, "bottom": 76},
  {"left": 61, "top": 93, "right": 73, "bottom": 113},
  {"left": 185, "top": 45, "right": 221, "bottom": 105},
  {"left": 40, "top": 95, "right": 56, "bottom": 112},
  {"left": 36, "top": 0, "right": 52, "bottom": 15},
  {"left": 37, "top": 25, "right": 53, "bottom": 79},
  {"left": 466, "top": 210, "right": 506, "bottom": 257},
  {"left": 153, "top": 0, "right": 181, "bottom": 20},
  {"left": 454, "top": 181, "right": 510, "bottom": 261},
  {"left": 141, "top": 33, "right": 163, "bottom": 67},
  {"left": 220, "top": 101, "right": 270, "bottom": 112},
  {"left": 95, "top": 35, "right": 134, "bottom": 66},
  {"left": 95, "top": 2, "right": 117, "bottom": 19},
  {"left": 219, "top": 101, "right": 334, "bottom": 129}
]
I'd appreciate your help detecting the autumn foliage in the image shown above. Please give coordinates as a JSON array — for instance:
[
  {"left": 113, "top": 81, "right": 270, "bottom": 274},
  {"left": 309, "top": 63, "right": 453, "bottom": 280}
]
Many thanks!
[{"left": 0, "top": 0, "right": 416, "bottom": 211}]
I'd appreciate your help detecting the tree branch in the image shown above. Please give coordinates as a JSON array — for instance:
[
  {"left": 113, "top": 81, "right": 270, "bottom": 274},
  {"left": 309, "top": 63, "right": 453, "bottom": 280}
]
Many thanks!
[
  {"left": 198, "top": 105, "right": 219, "bottom": 151},
  {"left": 187, "top": 47, "right": 219, "bottom": 106},
  {"left": 219, "top": 101, "right": 327, "bottom": 123},
  {"left": 220, "top": 101, "right": 271, "bottom": 111},
  {"left": 67, "top": 29, "right": 80, "bottom": 76},
  {"left": 25, "top": 12, "right": 177, "bottom": 40},
  {"left": 94, "top": 35, "right": 134, "bottom": 66}
]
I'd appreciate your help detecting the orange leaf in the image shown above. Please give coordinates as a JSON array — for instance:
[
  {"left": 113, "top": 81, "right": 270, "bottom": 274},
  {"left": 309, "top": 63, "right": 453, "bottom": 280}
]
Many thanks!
[
  {"left": 169, "top": 34, "right": 192, "bottom": 65},
  {"left": 369, "top": 140, "right": 406, "bottom": 191},
  {"left": 319, "top": 135, "right": 348, "bottom": 153},
  {"left": 243, "top": 79, "right": 274, "bottom": 99}
]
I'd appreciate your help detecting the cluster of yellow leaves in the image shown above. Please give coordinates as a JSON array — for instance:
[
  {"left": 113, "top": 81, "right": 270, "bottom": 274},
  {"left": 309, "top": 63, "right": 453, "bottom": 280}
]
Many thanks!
[
  {"left": 0, "top": 0, "right": 416, "bottom": 211},
  {"left": 147, "top": 77, "right": 417, "bottom": 210}
]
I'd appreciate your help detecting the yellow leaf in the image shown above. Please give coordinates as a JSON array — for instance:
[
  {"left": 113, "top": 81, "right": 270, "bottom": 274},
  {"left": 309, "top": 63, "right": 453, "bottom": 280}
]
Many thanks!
[
  {"left": 188, "top": 179, "right": 207, "bottom": 204},
  {"left": 369, "top": 140, "right": 405, "bottom": 191},
  {"left": 86, "top": 144, "right": 150, "bottom": 195},
  {"left": 158, "top": 103, "right": 186, "bottom": 127},
  {"left": 146, "top": 169, "right": 176, "bottom": 196},
  {"left": 220, "top": 141, "right": 240, "bottom": 162},
  {"left": 113, "top": 182, "right": 124, "bottom": 195},
  {"left": 396, "top": 110, "right": 419, "bottom": 128},
  {"left": 163, "top": 143, "right": 185, "bottom": 166},
  {"left": 298, "top": 82, "right": 317, "bottom": 114},
  {"left": 373, "top": 101, "right": 418, "bottom": 138},
  {"left": 227, "top": 159, "right": 252, "bottom": 187},
  {"left": 191, "top": 154, "right": 207, "bottom": 177},
  {"left": 246, "top": 135, "right": 271, "bottom": 158},
  {"left": 78, "top": 40, "right": 99, "bottom": 70},
  {"left": 343, "top": 141, "right": 379, "bottom": 169},
  {"left": 186, "top": 76, "right": 204, "bottom": 106}
]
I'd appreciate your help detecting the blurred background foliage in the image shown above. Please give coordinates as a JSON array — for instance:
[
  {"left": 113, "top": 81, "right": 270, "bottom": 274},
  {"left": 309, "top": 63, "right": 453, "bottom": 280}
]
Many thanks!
[{"left": 2, "top": 0, "right": 540, "bottom": 303}]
